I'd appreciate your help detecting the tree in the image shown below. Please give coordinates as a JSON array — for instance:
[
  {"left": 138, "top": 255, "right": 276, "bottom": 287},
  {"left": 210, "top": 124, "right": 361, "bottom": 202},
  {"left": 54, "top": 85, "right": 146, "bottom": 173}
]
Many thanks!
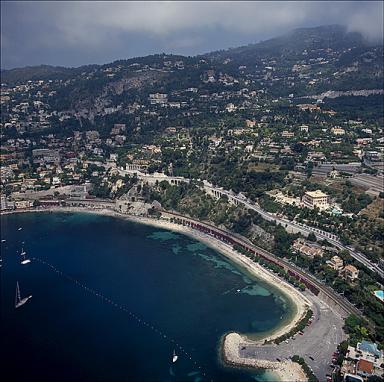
[
  {"left": 338, "top": 340, "right": 348, "bottom": 355},
  {"left": 306, "top": 161, "right": 314, "bottom": 178}
]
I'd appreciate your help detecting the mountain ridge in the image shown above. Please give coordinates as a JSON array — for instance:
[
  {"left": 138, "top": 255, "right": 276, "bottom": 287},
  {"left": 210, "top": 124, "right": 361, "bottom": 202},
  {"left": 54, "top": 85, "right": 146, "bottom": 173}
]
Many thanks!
[{"left": 1, "top": 24, "right": 376, "bottom": 85}]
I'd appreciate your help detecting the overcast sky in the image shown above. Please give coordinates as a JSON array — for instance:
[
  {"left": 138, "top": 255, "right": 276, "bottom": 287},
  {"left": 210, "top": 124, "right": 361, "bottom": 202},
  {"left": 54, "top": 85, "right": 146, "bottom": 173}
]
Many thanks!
[{"left": 1, "top": 1, "right": 383, "bottom": 69}]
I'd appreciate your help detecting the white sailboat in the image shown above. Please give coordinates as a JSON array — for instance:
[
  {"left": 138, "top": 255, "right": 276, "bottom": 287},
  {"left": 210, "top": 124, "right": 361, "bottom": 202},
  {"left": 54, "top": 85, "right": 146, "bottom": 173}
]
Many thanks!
[
  {"left": 0, "top": 240, "right": 3, "bottom": 267},
  {"left": 20, "top": 246, "right": 31, "bottom": 265},
  {"left": 15, "top": 281, "right": 32, "bottom": 309},
  {"left": 172, "top": 349, "right": 178, "bottom": 363}
]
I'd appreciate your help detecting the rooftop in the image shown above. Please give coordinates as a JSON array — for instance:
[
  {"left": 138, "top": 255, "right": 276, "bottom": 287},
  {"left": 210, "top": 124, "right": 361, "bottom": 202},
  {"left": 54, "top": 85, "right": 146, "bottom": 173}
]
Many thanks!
[
  {"left": 357, "top": 341, "right": 382, "bottom": 358},
  {"left": 305, "top": 190, "right": 328, "bottom": 198},
  {"left": 344, "top": 264, "right": 358, "bottom": 273},
  {"left": 357, "top": 359, "right": 373, "bottom": 374}
]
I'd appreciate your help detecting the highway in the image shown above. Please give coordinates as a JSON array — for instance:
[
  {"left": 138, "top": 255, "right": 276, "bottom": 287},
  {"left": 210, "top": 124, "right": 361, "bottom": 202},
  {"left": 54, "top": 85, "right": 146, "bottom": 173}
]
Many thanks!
[
  {"left": 116, "top": 169, "right": 384, "bottom": 279},
  {"left": 203, "top": 183, "right": 384, "bottom": 279}
]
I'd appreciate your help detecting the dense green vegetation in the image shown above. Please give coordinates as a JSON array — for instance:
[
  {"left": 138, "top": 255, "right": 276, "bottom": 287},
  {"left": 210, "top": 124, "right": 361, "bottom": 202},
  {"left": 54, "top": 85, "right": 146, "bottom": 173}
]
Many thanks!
[
  {"left": 323, "top": 95, "right": 384, "bottom": 122},
  {"left": 344, "top": 314, "right": 372, "bottom": 346}
]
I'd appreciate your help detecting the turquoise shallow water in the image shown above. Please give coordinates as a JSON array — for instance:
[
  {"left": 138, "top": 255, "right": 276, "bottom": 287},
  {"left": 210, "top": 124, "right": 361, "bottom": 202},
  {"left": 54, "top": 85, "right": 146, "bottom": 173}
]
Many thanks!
[
  {"left": 374, "top": 290, "right": 384, "bottom": 301},
  {"left": 0, "top": 212, "right": 290, "bottom": 381}
]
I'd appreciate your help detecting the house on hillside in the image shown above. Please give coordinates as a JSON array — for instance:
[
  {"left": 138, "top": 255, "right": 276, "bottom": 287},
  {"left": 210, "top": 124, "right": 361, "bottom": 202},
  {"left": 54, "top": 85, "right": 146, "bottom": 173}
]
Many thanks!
[
  {"left": 327, "top": 255, "right": 344, "bottom": 271},
  {"left": 292, "top": 238, "right": 324, "bottom": 258},
  {"left": 343, "top": 264, "right": 359, "bottom": 282}
]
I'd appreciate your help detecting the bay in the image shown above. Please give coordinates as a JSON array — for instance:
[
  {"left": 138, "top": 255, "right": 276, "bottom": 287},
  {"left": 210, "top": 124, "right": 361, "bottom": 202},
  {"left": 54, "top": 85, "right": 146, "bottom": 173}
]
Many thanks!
[{"left": 1, "top": 212, "right": 291, "bottom": 382}]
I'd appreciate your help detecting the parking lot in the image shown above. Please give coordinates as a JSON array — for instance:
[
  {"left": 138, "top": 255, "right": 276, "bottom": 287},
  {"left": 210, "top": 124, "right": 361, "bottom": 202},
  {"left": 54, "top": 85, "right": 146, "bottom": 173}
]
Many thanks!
[{"left": 239, "top": 292, "right": 347, "bottom": 381}]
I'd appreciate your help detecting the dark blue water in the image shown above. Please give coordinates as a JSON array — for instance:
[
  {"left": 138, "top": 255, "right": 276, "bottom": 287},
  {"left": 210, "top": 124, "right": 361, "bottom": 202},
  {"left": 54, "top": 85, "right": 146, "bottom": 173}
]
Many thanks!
[{"left": 1, "top": 212, "right": 291, "bottom": 382}]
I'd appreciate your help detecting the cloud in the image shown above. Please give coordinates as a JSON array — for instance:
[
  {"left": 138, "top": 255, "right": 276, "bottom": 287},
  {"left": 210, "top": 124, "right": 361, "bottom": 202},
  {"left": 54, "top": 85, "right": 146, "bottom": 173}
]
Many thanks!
[
  {"left": 344, "top": 1, "right": 384, "bottom": 41},
  {"left": 1, "top": 1, "right": 383, "bottom": 68},
  {"left": 44, "top": 1, "right": 384, "bottom": 40}
]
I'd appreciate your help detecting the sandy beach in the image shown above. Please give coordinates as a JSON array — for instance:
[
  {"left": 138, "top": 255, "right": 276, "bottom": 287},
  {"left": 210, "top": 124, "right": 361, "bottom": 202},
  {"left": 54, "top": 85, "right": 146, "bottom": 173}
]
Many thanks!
[{"left": 2, "top": 206, "right": 311, "bottom": 380}]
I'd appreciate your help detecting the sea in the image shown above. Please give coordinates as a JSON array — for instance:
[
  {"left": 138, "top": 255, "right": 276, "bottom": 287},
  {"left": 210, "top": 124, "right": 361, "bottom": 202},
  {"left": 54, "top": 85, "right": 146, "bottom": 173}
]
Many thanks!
[{"left": 0, "top": 212, "right": 293, "bottom": 382}]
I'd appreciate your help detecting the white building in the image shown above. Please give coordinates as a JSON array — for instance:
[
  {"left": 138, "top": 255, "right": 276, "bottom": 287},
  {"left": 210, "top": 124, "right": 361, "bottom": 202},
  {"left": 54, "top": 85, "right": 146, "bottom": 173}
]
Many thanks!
[
  {"left": 302, "top": 190, "right": 329, "bottom": 210},
  {"left": 226, "top": 103, "right": 236, "bottom": 112},
  {"left": 331, "top": 127, "right": 345, "bottom": 135},
  {"left": 149, "top": 93, "right": 168, "bottom": 105}
]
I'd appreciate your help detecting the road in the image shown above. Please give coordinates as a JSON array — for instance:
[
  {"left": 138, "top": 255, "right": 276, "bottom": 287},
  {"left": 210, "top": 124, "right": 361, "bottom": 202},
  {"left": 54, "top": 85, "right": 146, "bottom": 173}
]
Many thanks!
[
  {"left": 349, "top": 173, "right": 384, "bottom": 193},
  {"left": 203, "top": 183, "right": 384, "bottom": 279},
  {"left": 113, "top": 169, "right": 384, "bottom": 279}
]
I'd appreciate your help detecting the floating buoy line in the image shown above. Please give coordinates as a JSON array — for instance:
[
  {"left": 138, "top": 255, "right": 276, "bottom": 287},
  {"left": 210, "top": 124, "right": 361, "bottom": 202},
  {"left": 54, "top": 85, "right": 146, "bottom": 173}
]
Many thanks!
[{"left": 31, "top": 256, "right": 207, "bottom": 379}]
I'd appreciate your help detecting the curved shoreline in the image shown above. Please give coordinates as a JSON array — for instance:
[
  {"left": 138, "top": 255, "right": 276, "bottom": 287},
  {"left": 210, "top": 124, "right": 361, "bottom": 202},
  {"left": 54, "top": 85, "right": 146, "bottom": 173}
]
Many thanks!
[{"left": 1, "top": 207, "right": 310, "bottom": 380}]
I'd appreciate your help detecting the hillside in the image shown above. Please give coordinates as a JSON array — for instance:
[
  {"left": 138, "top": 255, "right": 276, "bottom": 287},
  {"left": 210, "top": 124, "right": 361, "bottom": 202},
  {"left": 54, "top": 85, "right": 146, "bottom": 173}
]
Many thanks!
[
  {"left": 1, "top": 24, "right": 383, "bottom": 137},
  {"left": 2, "top": 25, "right": 382, "bottom": 90},
  {"left": 1, "top": 64, "right": 99, "bottom": 85}
]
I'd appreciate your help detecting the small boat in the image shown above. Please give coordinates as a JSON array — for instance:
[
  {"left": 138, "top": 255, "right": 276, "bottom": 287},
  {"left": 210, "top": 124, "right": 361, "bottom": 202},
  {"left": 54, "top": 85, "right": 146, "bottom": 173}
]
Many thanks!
[
  {"left": 18, "top": 227, "right": 22, "bottom": 231},
  {"left": 20, "top": 246, "right": 31, "bottom": 265},
  {"left": 15, "top": 281, "right": 32, "bottom": 309},
  {"left": 1, "top": 239, "right": 6, "bottom": 243},
  {"left": 236, "top": 289, "right": 241, "bottom": 292},
  {"left": 172, "top": 349, "right": 178, "bottom": 363}
]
